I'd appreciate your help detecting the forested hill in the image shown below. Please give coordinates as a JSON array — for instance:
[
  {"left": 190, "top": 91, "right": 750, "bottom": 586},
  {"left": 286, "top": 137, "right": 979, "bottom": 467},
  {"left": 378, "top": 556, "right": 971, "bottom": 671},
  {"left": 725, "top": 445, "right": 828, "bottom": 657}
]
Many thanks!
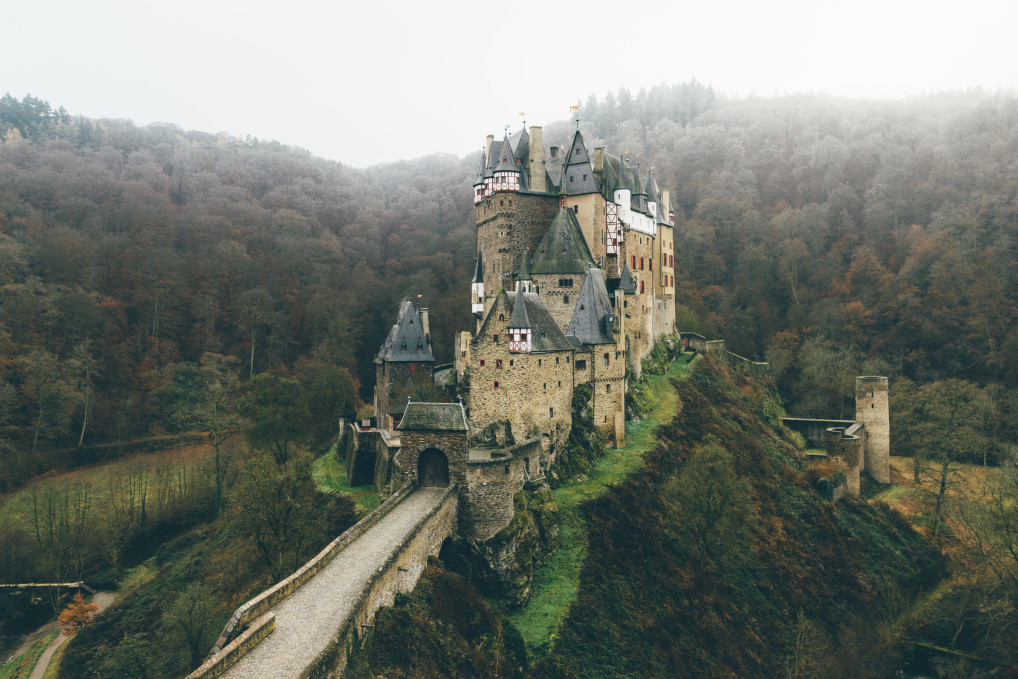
[
  {"left": 0, "top": 95, "right": 479, "bottom": 489},
  {"left": 3, "top": 87, "right": 1018, "bottom": 488}
]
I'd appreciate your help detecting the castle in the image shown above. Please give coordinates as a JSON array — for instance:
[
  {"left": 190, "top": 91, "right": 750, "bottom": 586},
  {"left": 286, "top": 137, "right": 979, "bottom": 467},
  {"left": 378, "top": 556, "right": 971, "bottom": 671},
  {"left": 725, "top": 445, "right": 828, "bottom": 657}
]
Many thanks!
[{"left": 353, "top": 125, "right": 681, "bottom": 541}]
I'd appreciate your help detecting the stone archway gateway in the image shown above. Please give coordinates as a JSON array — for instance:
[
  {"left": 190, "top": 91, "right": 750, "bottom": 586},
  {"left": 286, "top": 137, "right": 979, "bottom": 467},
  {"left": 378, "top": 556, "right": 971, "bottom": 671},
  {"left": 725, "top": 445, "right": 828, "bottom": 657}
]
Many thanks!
[{"left": 417, "top": 448, "right": 450, "bottom": 487}]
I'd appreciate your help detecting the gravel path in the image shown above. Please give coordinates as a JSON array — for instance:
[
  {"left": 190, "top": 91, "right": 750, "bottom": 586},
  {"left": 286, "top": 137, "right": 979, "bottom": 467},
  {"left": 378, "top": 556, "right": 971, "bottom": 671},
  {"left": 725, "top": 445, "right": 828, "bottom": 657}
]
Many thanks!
[
  {"left": 28, "top": 591, "right": 116, "bottom": 679},
  {"left": 222, "top": 488, "right": 446, "bottom": 679}
]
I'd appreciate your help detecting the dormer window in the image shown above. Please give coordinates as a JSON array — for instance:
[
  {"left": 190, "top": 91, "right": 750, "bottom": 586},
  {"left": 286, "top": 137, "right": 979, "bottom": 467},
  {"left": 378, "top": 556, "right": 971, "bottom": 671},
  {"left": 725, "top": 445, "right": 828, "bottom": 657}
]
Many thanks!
[{"left": 400, "top": 342, "right": 407, "bottom": 351}]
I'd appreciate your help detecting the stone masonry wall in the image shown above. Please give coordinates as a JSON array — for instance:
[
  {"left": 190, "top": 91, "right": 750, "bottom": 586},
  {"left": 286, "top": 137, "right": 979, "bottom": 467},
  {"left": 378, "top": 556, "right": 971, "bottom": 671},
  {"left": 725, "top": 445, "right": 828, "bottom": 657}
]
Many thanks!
[
  {"left": 856, "top": 376, "right": 890, "bottom": 484},
  {"left": 562, "top": 193, "right": 608, "bottom": 269},
  {"left": 461, "top": 440, "right": 535, "bottom": 540},
  {"left": 476, "top": 193, "right": 558, "bottom": 314},
  {"left": 531, "top": 272, "right": 588, "bottom": 335},
  {"left": 469, "top": 294, "right": 573, "bottom": 456},
  {"left": 589, "top": 343, "right": 627, "bottom": 444},
  {"left": 621, "top": 227, "right": 657, "bottom": 373},
  {"left": 395, "top": 429, "right": 468, "bottom": 492}
]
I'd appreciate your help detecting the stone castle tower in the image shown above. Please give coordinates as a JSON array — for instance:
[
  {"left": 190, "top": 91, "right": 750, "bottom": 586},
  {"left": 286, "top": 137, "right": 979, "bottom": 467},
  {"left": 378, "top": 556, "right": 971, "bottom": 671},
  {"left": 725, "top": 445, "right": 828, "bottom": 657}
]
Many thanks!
[{"left": 855, "top": 376, "right": 890, "bottom": 484}]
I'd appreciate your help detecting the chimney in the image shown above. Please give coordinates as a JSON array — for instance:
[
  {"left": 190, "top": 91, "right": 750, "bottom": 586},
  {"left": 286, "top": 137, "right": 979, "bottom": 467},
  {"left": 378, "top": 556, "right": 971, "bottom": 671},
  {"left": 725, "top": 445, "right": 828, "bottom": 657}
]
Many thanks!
[
  {"left": 485, "top": 135, "right": 494, "bottom": 166},
  {"left": 661, "top": 189, "right": 670, "bottom": 210},
  {"left": 420, "top": 307, "right": 431, "bottom": 347},
  {"left": 528, "top": 126, "right": 546, "bottom": 193},
  {"left": 594, "top": 146, "right": 603, "bottom": 174},
  {"left": 549, "top": 145, "right": 559, "bottom": 160}
]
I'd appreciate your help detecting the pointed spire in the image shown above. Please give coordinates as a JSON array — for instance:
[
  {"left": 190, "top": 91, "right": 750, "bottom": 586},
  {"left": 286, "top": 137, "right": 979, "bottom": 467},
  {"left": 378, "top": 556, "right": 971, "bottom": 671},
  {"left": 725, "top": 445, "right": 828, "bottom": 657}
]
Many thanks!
[
  {"left": 494, "top": 134, "right": 518, "bottom": 173},
  {"left": 529, "top": 207, "right": 597, "bottom": 274},
  {"left": 472, "top": 251, "right": 484, "bottom": 284},
  {"left": 508, "top": 286, "right": 532, "bottom": 329},
  {"left": 473, "top": 150, "right": 486, "bottom": 185},
  {"left": 517, "top": 249, "right": 531, "bottom": 281}
]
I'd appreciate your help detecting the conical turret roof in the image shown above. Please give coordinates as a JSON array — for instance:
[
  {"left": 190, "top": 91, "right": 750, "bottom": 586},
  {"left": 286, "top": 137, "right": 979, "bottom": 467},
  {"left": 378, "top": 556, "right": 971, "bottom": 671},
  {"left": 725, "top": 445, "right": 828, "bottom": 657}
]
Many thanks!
[
  {"left": 517, "top": 249, "right": 531, "bottom": 281},
  {"left": 529, "top": 208, "right": 597, "bottom": 275},
  {"left": 566, "top": 269, "right": 616, "bottom": 345},
  {"left": 494, "top": 135, "right": 519, "bottom": 173},
  {"left": 374, "top": 300, "right": 435, "bottom": 363},
  {"left": 508, "top": 286, "right": 531, "bottom": 329},
  {"left": 472, "top": 252, "right": 484, "bottom": 284}
]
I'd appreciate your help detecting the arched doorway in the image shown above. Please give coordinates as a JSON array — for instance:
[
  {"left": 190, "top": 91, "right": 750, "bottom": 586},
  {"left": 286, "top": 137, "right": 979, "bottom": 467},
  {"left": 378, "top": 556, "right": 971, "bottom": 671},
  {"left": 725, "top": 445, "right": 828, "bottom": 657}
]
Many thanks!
[{"left": 417, "top": 448, "right": 449, "bottom": 487}]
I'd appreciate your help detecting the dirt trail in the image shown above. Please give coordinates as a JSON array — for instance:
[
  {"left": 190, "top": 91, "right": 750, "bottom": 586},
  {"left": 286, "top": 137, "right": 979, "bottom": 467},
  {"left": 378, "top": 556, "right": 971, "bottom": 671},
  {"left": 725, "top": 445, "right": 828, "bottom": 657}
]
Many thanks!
[{"left": 23, "top": 591, "right": 116, "bottom": 679}]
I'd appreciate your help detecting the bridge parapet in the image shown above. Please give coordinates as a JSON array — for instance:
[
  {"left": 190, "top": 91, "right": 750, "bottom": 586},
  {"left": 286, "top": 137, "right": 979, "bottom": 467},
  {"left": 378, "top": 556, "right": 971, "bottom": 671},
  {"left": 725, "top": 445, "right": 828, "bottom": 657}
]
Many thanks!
[
  {"left": 195, "top": 483, "right": 416, "bottom": 678},
  {"left": 302, "top": 485, "right": 457, "bottom": 678}
]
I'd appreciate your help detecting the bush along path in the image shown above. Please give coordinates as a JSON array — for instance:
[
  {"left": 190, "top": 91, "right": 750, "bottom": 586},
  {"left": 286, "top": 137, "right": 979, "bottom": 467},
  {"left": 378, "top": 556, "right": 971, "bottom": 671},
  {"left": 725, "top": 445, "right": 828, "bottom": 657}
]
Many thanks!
[{"left": 508, "top": 353, "right": 699, "bottom": 657}]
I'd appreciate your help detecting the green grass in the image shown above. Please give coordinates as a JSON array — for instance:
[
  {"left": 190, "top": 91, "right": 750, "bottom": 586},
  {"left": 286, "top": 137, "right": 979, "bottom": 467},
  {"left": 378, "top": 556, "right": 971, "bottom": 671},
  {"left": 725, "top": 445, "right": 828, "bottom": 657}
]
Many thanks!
[
  {"left": 507, "top": 354, "right": 698, "bottom": 657},
  {"left": 313, "top": 446, "right": 380, "bottom": 514},
  {"left": 0, "top": 630, "right": 59, "bottom": 679}
]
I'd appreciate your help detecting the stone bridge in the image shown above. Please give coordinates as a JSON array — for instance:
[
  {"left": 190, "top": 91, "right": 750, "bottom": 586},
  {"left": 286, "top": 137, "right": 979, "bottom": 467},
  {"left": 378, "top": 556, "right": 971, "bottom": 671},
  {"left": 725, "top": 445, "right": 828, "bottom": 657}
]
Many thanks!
[{"left": 188, "top": 484, "right": 458, "bottom": 679}]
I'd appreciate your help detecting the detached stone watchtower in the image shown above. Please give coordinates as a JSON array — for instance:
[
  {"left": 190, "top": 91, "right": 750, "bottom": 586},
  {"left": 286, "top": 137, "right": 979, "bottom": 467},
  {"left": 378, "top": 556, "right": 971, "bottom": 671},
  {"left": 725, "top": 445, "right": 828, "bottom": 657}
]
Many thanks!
[{"left": 855, "top": 376, "right": 890, "bottom": 484}]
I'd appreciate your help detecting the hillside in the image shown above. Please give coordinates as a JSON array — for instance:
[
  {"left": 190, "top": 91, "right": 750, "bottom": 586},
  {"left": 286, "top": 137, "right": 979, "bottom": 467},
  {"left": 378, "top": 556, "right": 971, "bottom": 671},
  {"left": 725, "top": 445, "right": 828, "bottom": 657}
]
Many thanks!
[{"left": 358, "top": 357, "right": 945, "bottom": 678}]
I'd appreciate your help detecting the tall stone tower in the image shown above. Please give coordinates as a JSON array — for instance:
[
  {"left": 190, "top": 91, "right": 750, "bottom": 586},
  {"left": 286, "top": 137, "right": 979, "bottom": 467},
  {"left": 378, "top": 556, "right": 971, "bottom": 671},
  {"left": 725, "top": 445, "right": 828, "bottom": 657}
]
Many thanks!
[{"left": 856, "top": 376, "right": 890, "bottom": 483}]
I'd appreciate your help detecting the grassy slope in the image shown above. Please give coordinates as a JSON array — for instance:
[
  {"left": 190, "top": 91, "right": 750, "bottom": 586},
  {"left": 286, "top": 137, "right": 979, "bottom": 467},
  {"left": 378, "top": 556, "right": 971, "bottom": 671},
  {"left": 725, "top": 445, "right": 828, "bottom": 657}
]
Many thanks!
[
  {"left": 532, "top": 359, "right": 944, "bottom": 679},
  {"left": 0, "top": 631, "right": 58, "bottom": 679},
  {"left": 508, "top": 354, "right": 698, "bottom": 656},
  {"left": 312, "top": 447, "right": 380, "bottom": 514}
]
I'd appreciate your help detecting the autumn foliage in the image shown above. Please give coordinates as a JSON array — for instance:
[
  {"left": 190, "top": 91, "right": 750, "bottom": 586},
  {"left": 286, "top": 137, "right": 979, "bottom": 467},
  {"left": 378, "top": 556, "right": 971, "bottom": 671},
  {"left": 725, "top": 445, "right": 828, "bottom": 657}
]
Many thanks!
[{"left": 58, "top": 592, "right": 99, "bottom": 635}]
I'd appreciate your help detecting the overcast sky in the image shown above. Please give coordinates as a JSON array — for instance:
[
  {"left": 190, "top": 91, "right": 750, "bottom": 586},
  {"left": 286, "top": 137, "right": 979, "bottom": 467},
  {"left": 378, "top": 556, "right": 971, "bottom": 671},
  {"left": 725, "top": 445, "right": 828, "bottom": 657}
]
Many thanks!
[{"left": 5, "top": 0, "right": 1016, "bottom": 168}]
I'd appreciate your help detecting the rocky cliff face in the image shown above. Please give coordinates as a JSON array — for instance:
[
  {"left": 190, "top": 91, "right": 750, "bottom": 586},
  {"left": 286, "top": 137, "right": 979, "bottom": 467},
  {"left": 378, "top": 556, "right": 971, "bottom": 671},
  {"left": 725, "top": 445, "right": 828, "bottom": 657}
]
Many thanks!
[{"left": 443, "top": 483, "right": 559, "bottom": 608}]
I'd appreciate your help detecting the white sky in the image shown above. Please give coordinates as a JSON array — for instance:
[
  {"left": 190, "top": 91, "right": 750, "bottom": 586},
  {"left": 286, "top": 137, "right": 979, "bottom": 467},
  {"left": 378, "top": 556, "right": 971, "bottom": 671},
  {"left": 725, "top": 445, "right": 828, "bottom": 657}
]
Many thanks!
[{"left": 4, "top": 0, "right": 1017, "bottom": 168}]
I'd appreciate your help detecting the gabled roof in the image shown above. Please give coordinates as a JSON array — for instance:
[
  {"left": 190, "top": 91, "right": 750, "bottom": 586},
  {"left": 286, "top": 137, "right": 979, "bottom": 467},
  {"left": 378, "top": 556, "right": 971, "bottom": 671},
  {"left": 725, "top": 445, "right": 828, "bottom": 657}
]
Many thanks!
[
  {"left": 561, "top": 131, "right": 599, "bottom": 195},
  {"left": 472, "top": 252, "right": 484, "bottom": 284},
  {"left": 398, "top": 401, "right": 468, "bottom": 432},
  {"left": 474, "top": 289, "right": 574, "bottom": 353},
  {"left": 567, "top": 269, "right": 616, "bottom": 346},
  {"left": 529, "top": 208, "right": 596, "bottom": 275},
  {"left": 374, "top": 300, "right": 435, "bottom": 363},
  {"left": 494, "top": 135, "right": 519, "bottom": 174},
  {"left": 508, "top": 286, "right": 531, "bottom": 329},
  {"left": 645, "top": 172, "right": 661, "bottom": 204}
]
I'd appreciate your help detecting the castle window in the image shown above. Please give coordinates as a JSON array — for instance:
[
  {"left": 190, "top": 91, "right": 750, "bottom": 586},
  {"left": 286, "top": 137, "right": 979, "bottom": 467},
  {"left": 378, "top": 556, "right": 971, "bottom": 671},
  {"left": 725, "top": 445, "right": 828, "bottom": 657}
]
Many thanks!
[
  {"left": 505, "top": 465, "right": 510, "bottom": 475},
  {"left": 538, "top": 359, "right": 542, "bottom": 366},
  {"left": 566, "top": 356, "right": 570, "bottom": 363},
  {"left": 550, "top": 407, "right": 554, "bottom": 417},
  {"left": 493, "top": 334, "right": 499, "bottom": 344},
  {"left": 604, "top": 352, "right": 610, "bottom": 366},
  {"left": 499, "top": 314, "right": 504, "bottom": 321},
  {"left": 500, "top": 200, "right": 504, "bottom": 206},
  {"left": 559, "top": 278, "right": 573, "bottom": 287},
  {"left": 640, "top": 281, "right": 645, "bottom": 293},
  {"left": 544, "top": 383, "right": 547, "bottom": 389},
  {"left": 494, "top": 381, "right": 500, "bottom": 389},
  {"left": 573, "top": 205, "right": 579, "bottom": 214},
  {"left": 558, "top": 381, "right": 561, "bottom": 387},
  {"left": 632, "top": 255, "right": 636, "bottom": 268},
  {"left": 496, "top": 359, "right": 503, "bottom": 369},
  {"left": 576, "top": 360, "right": 586, "bottom": 370},
  {"left": 509, "top": 200, "right": 513, "bottom": 206},
  {"left": 569, "top": 176, "right": 574, "bottom": 182},
  {"left": 410, "top": 364, "right": 416, "bottom": 373},
  {"left": 640, "top": 257, "right": 644, "bottom": 270},
  {"left": 606, "top": 384, "right": 610, "bottom": 393},
  {"left": 509, "top": 359, "right": 514, "bottom": 366},
  {"left": 479, "top": 359, "right": 485, "bottom": 366},
  {"left": 556, "top": 357, "right": 560, "bottom": 364},
  {"left": 649, "top": 258, "right": 653, "bottom": 271},
  {"left": 583, "top": 174, "right": 587, "bottom": 181},
  {"left": 563, "top": 295, "right": 569, "bottom": 304}
]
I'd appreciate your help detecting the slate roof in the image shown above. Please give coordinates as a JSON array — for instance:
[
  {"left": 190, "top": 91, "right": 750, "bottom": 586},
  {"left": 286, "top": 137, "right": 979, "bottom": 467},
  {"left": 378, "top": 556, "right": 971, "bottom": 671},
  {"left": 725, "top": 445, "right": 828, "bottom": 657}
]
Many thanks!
[
  {"left": 493, "top": 135, "right": 518, "bottom": 173},
  {"left": 561, "top": 131, "right": 600, "bottom": 195},
  {"left": 529, "top": 208, "right": 596, "bottom": 275},
  {"left": 374, "top": 300, "right": 435, "bottom": 364},
  {"left": 472, "top": 252, "right": 484, "bottom": 284},
  {"left": 514, "top": 292, "right": 575, "bottom": 352},
  {"left": 567, "top": 269, "right": 617, "bottom": 345},
  {"left": 473, "top": 151, "right": 486, "bottom": 186},
  {"left": 507, "top": 286, "right": 531, "bottom": 329},
  {"left": 398, "top": 402, "right": 469, "bottom": 432},
  {"left": 607, "top": 264, "right": 636, "bottom": 295},
  {"left": 517, "top": 249, "right": 531, "bottom": 281}
]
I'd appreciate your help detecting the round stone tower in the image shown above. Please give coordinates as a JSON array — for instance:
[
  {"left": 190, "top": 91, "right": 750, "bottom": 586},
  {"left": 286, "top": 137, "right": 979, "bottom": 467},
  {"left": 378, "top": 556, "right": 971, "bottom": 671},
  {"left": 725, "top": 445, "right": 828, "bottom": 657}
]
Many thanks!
[{"left": 855, "top": 376, "right": 890, "bottom": 484}]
